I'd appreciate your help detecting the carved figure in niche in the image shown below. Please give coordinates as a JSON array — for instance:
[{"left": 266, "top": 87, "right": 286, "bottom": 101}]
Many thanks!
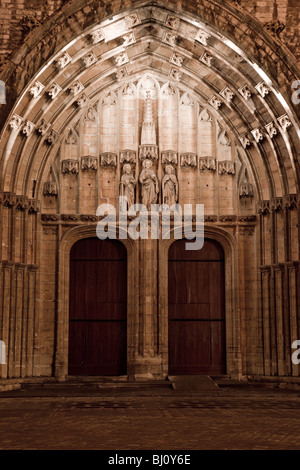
[
  {"left": 139, "top": 159, "right": 159, "bottom": 210},
  {"left": 120, "top": 164, "right": 136, "bottom": 211},
  {"left": 162, "top": 165, "right": 178, "bottom": 207}
]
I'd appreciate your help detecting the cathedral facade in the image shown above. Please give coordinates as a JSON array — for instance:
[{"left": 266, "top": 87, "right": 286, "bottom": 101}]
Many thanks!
[{"left": 0, "top": 0, "right": 299, "bottom": 383}]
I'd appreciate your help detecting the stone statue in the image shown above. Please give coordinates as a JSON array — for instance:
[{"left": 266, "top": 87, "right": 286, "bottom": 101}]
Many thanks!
[
  {"left": 162, "top": 165, "right": 178, "bottom": 207},
  {"left": 139, "top": 159, "right": 159, "bottom": 210},
  {"left": 120, "top": 163, "right": 136, "bottom": 211}
]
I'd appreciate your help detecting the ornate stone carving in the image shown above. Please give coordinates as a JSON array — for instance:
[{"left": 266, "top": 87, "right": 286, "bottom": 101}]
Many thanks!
[
  {"left": 139, "top": 159, "right": 159, "bottom": 210},
  {"left": 43, "top": 181, "right": 57, "bottom": 197},
  {"left": 120, "top": 163, "right": 136, "bottom": 211},
  {"left": 271, "top": 197, "right": 283, "bottom": 212},
  {"left": 43, "top": 227, "right": 58, "bottom": 235},
  {"left": 22, "top": 120, "right": 35, "bottom": 137},
  {"left": 208, "top": 95, "right": 222, "bottom": 109},
  {"left": 277, "top": 114, "right": 292, "bottom": 131},
  {"left": 28, "top": 199, "right": 40, "bottom": 214},
  {"left": 37, "top": 119, "right": 51, "bottom": 136},
  {"left": 165, "top": 15, "right": 180, "bottom": 29},
  {"left": 125, "top": 13, "right": 141, "bottom": 28},
  {"left": 123, "top": 33, "right": 136, "bottom": 46},
  {"left": 283, "top": 194, "right": 298, "bottom": 210},
  {"left": 169, "top": 68, "right": 181, "bottom": 82},
  {"left": 199, "top": 108, "right": 212, "bottom": 122},
  {"left": 162, "top": 166, "right": 178, "bottom": 207},
  {"left": 199, "top": 157, "right": 216, "bottom": 171},
  {"left": 100, "top": 152, "right": 117, "bottom": 167},
  {"left": 139, "top": 145, "right": 158, "bottom": 161},
  {"left": 195, "top": 29, "right": 210, "bottom": 46},
  {"left": 116, "top": 67, "right": 128, "bottom": 81},
  {"left": 9, "top": 115, "right": 23, "bottom": 130},
  {"left": 61, "top": 214, "right": 79, "bottom": 222},
  {"left": 2, "top": 192, "right": 16, "bottom": 207},
  {"left": 239, "top": 170, "right": 254, "bottom": 198},
  {"left": 120, "top": 150, "right": 136, "bottom": 164},
  {"left": 264, "top": 20, "right": 285, "bottom": 37},
  {"left": 219, "top": 215, "right": 237, "bottom": 222},
  {"left": 204, "top": 215, "right": 217, "bottom": 222},
  {"left": 16, "top": 195, "right": 29, "bottom": 211},
  {"left": 220, "top": 87, "right": 234, "bottom": 102},
  {"left": 46, "top": 129, "right": 58, "bottom": 146},
  {"left": 218, "top": 130, "right": 231, "bottom": 146},
  {"left": 218, "top": 161, "right": 235, "bottom": 175},
  {"left": 164, "top": 32, "right": 176, "bottom": 46},
  {"left": 69, "top": 81, "right": 84, "bottom": 96},
  {"left": 265, "top": 122, "right": 277, "bottom": 138},
  {"left": 169, "top": 52, "right": 184, "bottom": 67},
  {"left": 41, "top": 214, "right": 59, "bottom": 222},
  {"left": 255, "top": 82, "right": 270, "bottom": 97},
  {"left": 81, "top": 156, "right": 98, "bottom": 171},
  {"left": 61, "top": 160, "right": 79, "bottom": 175},
  {"left": 238, "top": 215, "right": 257, "bottom": 222},
  {"left": 29, "top": 81, "right": 44, "bottom": 98},
  {"left": 200, "top": 52, "right": 213, "bottom": 67},
  {"left": 180, "top": 153, "right": 197, "bottom": 168},
  {"left": 114, "top": 52, "right": 129, "bottom": 67},
  {"left": 56, "top": 52, "right": 71, "bottom": 69},
  {"left": 161, "top": 150, "right": 178, "bottom": 165},
  {"left": 20, "top": 15, "right": 41, "bottom": 34},
  {"left": 238, "top": 85, "right": 252, "bottom": 100},
  {"left": 251, "top": 128, "right": 264, "bottom": 143},
  {"left": 75, "top": 94, "right": 88, "bottom": 108},
  {"left": 239, "top": 135, "right": 251, "bottom": 148},
  {"left": 82, "top": 52, "right": 97, "bottom": 68},
  {"left": 91, "top": 28, "right": 104, "bottom": 44},
  {"left": 258, "top": 200, "right": 270, "bottom": 215},
  {"left": 47, "top": 84, "right": 62, "bottom": 100},
  {"left": 239, "top": 227, "right": 255, "bottom": 236},
  {"left": 80, "top": 215, "right": 98, "bottom": 222}
]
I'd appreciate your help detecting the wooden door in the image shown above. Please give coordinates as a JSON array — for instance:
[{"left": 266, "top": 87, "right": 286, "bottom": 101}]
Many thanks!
[
  {"left": 168, "top": 238, "right": 226, "bottom": 375},
  {"left": 68, "top": 238, "right": 127, "bottom": 376}
]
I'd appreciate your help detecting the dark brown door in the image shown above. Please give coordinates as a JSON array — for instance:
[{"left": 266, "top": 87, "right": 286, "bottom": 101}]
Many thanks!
[
  {"left": 168, "top": 238, "right": 226, "bottom": 375},
  {"left": 68, "top": 238, "right": 127, "bottom": 376}
]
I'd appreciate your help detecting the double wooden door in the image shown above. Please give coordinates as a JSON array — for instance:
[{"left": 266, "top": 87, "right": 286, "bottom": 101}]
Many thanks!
[
  {"left": 68, "top": 238, "right": 127, "bottom": 376},
  {"left": 168, "top": 239, "right": 226, "bottom": 375}
]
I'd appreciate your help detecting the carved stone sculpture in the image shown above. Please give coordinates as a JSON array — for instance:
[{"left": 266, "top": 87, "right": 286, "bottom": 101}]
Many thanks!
[
  {"left": 162, "top": 166, "right": 178, "bottom": 207},
  {"left": 120, "top": 164, "right": 136, "bottom": 211},
  {"left": 139, "top": 159, "right": 159, "bottom": 210}
]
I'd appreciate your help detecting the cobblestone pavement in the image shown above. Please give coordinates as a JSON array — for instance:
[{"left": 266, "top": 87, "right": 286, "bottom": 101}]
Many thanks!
[{"left": 1, "top": 380, "right": 300, "bottom": 450}]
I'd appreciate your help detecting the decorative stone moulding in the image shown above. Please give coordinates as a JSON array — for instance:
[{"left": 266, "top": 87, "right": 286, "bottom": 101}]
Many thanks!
[
  {"left": 169, "top": 68, "right": 181, "bottom": 82},
  {"left": 139, "top": 145, "right": 158, "bottom": 161},
  {"left": 218, "top": 160, "right": 235, "bottom": 175},
  {"left": 81, "top": 156, "right": 98, "bottom": 171},
  {"left": 220, "top": 87, "right": 234, "bottom": 103},
  {"left": 28, "top": 199, "right": 40, "bottom": 214},
  {"left": 21, "top": 120, "right": 35, "bottom": 137},
  {"left": 164, "top": 32, "right": 176, "bottom": 46},
  {"left": 199, "top": 156, "right": 216, "bottom": 171},
  {"left": 16, "top": 195, "right": 29, "bottom": 211},
  {"left": 239, "top": 135, "right": 251, "bottom": 148},
  {"left": 120, "top": 150, "right": 136, "bottom": 164},
  {"left": 239, "top": 227, "right": 255, "bottom": 236},
  {"left": 180, "top": 153, "right": 197, "bottom": 168},
  {"left": 123, "top": 33, "right": 136, "bottom": 46},
  {"left": 195, "top": 29, "right": 210, "bottom": 46},
  {"left": 43, "top": 181, "right": 58, "bottom": 197},
  {"left": 283, "top": 194, "right": 298, "bottom": 210},
  {"left": 238, "top": 85, "right": 252, "bottom": 100},
  {"left": 258, "top": 200, "right": 270, "bottom": 215},
  {"left": 61, "top": 214, "right": 79, "bottom": 222},
  {"left": 238, "top": 215, "right": 257, "bottom": 222},
  {"left": 208, "top": 95, "right": 222, "bottom": 109},
  {"left": 277, "top": 114, "right": 292, "bottom": 131},
  {"left": 56, "top": 52, "right": 72, "bottom": 69},
  {"left": 270, "top": 197, "right": 283, "bottom": 212},
  {"left": 255, "top": 81, "right": 270, "bottom": 97},
  {"left": 161, "top": 150, "right": 178, "bottom": 165},
  {"left": 91, "top": 28, "right": 105, "bottom": 44},
  {"left": 116, "top": 67, "right": 128, "bottom": 81},
  {"left": 251, "top": 128, "right": 264, "bottom": 143},
  {"left": 41, "top": 214, "right": 59, "bottom": 222},
  {"left": 169, "top": 52, "right": 184, "bottom": 67},
  {"left": 37, "top": 119, "right": 51, "bottom": 136},
  {"left": 265, "top": 122, "right": 278, "bottom": 138},
  {"left": 125, "top": 13, "right": 141, "bottom": 28},
  {"left": 29, "top": 81, "right": 45, "bottom": 98},
  {"left": 80, "top": 215, "right": 98, "bottom": 222},
  {"left": 9, "top": 114, "right": 23, "bottom": 130},
  {"left": 165, "top": 15, "right": 180, "bottom": 29},
  {"left": 69, "top": 81, "right": 84, "bottom": 96},
  {"left": 82, "top": 52, "right": 97, "bottom": 68},
  {"left": 239, "top": 182, "right": 254, "bottom": 198},
  {"left": 264, "top": 19, "right": 285, "bottom": 37},
  {"left": 47, "top": 83, "right": 62, "bottom": 100},
  {"left": 2, "top": 192, "right": 16, "bottom": 207},
  {"left": 61, "top": 160, "right": 79, "bottom": 175},
  {"left": 75, "top": 94, "right": 88, "bottom": 108},
  {"left": 219, "top": 215, "right": 237, "bottom": 222},
  {"left": 200, "top": 52, "right": 213, "bottom": 67},
  {"left": 114, "top": 52, "right": 129, "bottom": 67},
  {"left": 100, "top": 152, "right": 117, "bottom": 167},
  {"left": 204, "top": 215, "right": 217, "bottom": 222},
  {"left": 46, "top": 129, "right": 58, "bottom": 146}
]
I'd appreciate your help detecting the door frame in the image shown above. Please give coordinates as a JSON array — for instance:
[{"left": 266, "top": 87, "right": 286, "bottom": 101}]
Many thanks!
[
  {"left": 159, "top": 225, "right": 242, "bottom": 379},
  {"left": 54, "top": 225, "right": 137, "bottom": 380}
]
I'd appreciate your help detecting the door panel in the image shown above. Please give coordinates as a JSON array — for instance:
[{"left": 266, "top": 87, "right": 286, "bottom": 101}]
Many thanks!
[
  {"left": 68, "top": 238, "right": 127, "bottom": 376},
  {"left": 168, "top": 238, "right": 226, "bottom": 375}
]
